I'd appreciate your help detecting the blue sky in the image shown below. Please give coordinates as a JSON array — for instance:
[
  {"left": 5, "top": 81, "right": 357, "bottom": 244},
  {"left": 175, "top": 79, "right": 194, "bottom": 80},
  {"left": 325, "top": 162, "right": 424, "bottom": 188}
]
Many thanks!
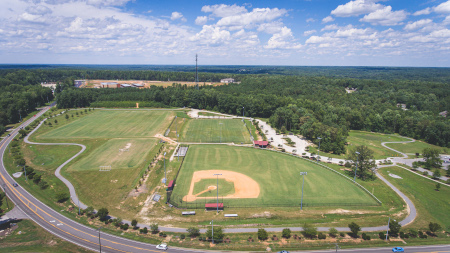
[{"left": 0, "top": 0, "right": 449, "bottom": 66}]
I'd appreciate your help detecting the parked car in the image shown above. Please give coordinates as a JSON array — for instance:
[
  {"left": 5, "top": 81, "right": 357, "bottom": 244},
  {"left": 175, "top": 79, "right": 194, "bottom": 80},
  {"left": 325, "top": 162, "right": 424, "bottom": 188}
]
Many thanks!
[
  {"left": 13, "top": 183, "right": 18, "bottom": 187},
  {"left": 392, "top": 247, "right": 404, "bottom": 252},
  {"left": 156, "top": 243, "right": 168, "bottom": 250},
  {"left": 277, "top": 251, "right": 290, "bottom": 253}
]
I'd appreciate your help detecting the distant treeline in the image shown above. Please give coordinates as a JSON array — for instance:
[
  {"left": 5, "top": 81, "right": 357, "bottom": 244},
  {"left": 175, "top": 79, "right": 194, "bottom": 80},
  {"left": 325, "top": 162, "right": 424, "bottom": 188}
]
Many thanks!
[
  {"left": 0, "top": 84, "right": 53, "bottom": 133},
  {"left": 55, "top": 75, "right": 449, "bottom": 152}
]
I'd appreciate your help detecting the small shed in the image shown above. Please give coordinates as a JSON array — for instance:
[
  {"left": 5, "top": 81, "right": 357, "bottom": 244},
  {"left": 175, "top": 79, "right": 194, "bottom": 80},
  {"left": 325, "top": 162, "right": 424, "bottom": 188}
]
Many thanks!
[
  {"left": 253, "top": 140, "right": 269, "bottom": 148},
  {"left": 205, "top": 203, "right": 223, "bottom": 210},
  {"left": 167, "top": 180, "right": 174, "bottom": 191}
]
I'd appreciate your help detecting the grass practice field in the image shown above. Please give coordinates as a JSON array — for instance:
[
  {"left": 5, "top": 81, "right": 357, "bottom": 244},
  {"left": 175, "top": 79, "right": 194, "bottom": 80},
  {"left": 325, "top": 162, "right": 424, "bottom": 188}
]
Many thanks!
[
  {"left": 69, "top": 138, "right": 157, "bottom": 171},
  {"left": 385, "top": 141, "right": 449, "bottom": 155},
  {"left": 179, "top": 119, "right": 252, "bottom": 143},
  {"left": 171, "top": 145, "right": 378, "bottom": 207},
  {"left": 39, "top": 110, "right": 173, "bottom": 139}
]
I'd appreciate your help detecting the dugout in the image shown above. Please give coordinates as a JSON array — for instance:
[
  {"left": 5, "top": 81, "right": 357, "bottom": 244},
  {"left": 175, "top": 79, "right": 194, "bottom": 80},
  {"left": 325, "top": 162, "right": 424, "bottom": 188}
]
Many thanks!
[
  {"left": 167, "top": 180, "right": 174, "bottom": 191},
  {"left": 253, "top": 141, "right": 269, "bottom": 148},
  {"left": 205, "top": 203, "right": 223, "bottom": 211}
]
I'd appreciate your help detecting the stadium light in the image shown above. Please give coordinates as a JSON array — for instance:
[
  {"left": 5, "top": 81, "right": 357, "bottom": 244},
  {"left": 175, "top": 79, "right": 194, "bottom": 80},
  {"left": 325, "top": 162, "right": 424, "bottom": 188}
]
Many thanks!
[
  {"left": 213, "top": 173, "right": 222, "bottom": 213},
  {"left": 317, "top": 137, "right": 322, "bottom": 161},
  {"left": 210, "top": 220, "right": 214, "bottom": 244},
  {"left": 242, "top": 106, "right": 245, "bottom": 122},
  {"left": 98, "top": 226, "right": 103, "bottom": 252},
  {"left": 300, "top": 172, "right": 307, "bottom": 210},
  {"left": 354, "top": 151, "right": 360, "bottom": 182},
  {"left": 164, "top": 152, "right": 167, "bottom": 186}
]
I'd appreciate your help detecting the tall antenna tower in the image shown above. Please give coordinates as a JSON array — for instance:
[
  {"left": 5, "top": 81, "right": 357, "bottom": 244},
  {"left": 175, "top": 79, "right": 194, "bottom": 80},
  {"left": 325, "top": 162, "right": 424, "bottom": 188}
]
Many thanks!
[{"left": 195, "top": 54, "right": 199, "bottom": 90}]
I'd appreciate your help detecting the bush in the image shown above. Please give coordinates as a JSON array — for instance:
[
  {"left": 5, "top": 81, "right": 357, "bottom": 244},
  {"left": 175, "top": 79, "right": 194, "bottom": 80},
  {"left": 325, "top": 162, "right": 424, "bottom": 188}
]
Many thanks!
[
  {"left": 258, "top": 229, "right": 268, "bottom": 240},
  {"left": 55, "top": 192, "right": 69, "bottom": 203},
  {"left": 329, "top": 228, "right": 338, "bottom": 237},
  {"left": 400, "top": 232, "right": 405, "bottom": 239},
  {"left": 97, "top": 208, "right": 109, "bottom": 221},
  {"left": 33, "top": 174, "right": 42, "bottom": 184},
  {"left": 150, "top": 223, "right": 159, "bottom": 234},
  {"left": 404, "top": 234, "right": 409, "bottom": 239},
  {"left": 362, "top": 233, "right": 366, "bottom": 240},
  {"left": 38, "top": 180, "right": 48, "bottom": 189},
  {"left": 187, "top": 227, "right": 200, "bottom": 237},
  {"left": 282, "top": 228, "right": 291, "bottom": 238},
  {"left": 121, "top": 223, "right": 129, "bottom": 230},
  {"left": 340, "top": 232, "right": 345, "bottom": 237},
  {"left": 379, "top": 232, "right": 385, "bottom": 239},
  {"left": 348, "top": 222, "right": 361, "bottom": 238},
  {"left": 365, "top": 235, "right": 371, "bottom": 240},
  {"left": 131, "top": 219, "right": 138, "bottom": 228},
  {"left": 180, "top": 234, "right": 185, "bottom": 240},
  {"left": 142, "top": 227, "right": 148, "bottom": 234},
  {"left": 429, "top": 222, "right": 442, "bottom": 233},
  {"left": 345, "top": 162, "right": 351, "bottom": 168},
  {"left": 318, "top": 233, "right": 326, "bottom": 239},
  {"left": 419, "top": 234, "right": 428, "bottom": 239}
]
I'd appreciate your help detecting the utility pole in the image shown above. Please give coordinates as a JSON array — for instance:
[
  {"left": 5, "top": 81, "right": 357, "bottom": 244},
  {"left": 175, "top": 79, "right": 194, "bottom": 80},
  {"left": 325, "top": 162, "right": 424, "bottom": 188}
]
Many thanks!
[
  {"left": 214, "top": 173, "right": 222, "bottom": 213},
  {"left": 98, "top": 226, "right": 103, "bottom": 252},
  {"left": 164, "top": 152, "right": 167, "bottom": 186},
  {"left": 386, "top": 218, "right": 395, "bottom": 241},
  {"left": 23, "top": 165, "right": 27, "bottom": 181},
  {"left": 354, "top": 151, "right": 360, "bottom": 182},
  {"left": 242, "top": 106, "right": 245, "bottom": 122},
  {"left": 300, "top": 172, "right": 307, "bottom": 210},
  {"left": 211, "top": 220, "right": 214, "bottom": 244}
]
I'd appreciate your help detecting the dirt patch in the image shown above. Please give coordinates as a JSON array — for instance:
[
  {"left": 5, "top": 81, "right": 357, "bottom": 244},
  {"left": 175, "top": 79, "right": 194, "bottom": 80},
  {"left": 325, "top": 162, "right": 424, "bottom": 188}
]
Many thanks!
[
  {"left": 327, "top": 209, "right": 372, "bottom": 215},
  {"left": 252, "top": 211, "right": 272, "bottom": 218},
  {"left": 183, "top": 170, "right": 260, "bottom": 202}
]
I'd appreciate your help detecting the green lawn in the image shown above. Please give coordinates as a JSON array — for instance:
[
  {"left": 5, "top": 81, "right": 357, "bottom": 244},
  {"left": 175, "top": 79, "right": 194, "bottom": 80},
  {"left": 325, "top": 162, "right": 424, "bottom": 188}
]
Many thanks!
[
  {"left": 69, "top": 138, "right": 157, "bottom": 171},
  {"left": 171, "top": 145, "right": 378, "bottom": 207},
  {"left": 378, "top": 166, "right": 450, "bottom": 229},
  {"left": 311, "top": 131, "right": 412, "bottom": 159},
  {"left": 179, "top": 119, "right": 251, "bottom": 143},
  {"left": 193, "top": 179, "right": 235, "bottom": 197},
  {"left": 38, "top": 110, "right": 174, "bottom": 139},
  {"left": 385, "top": 141, "right": 449, "bottom": 155}
]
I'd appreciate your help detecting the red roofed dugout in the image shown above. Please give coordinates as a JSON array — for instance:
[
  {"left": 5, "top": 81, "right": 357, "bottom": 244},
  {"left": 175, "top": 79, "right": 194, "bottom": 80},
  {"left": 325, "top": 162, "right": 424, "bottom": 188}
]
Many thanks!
[{"left": 253, "top": 140, "right": 269, "bottom": 148}]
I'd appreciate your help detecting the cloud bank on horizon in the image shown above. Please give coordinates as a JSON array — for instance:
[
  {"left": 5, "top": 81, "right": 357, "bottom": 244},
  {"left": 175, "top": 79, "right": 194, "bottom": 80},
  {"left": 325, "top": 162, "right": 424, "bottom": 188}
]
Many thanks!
[{"left": 0, "top": 0, "right": 449, "bottom": 66}]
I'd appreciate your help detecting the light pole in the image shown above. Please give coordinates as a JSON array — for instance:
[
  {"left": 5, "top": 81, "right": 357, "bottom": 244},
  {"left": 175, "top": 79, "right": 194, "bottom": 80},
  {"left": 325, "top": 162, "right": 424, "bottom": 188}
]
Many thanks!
[
  {"left": 211, "top": 220, "right": 214, "bottom": 244},
  {"left": 300, "top": 172, "right": 307, "bottom": 210},
  {"left": 23, "top": 165, "right": 27, "bottom": 181},
  {"left": 98, "top": 226, "right": 103, "bottom": 252},
  {"left": 2, "top": 184, "right": 10, "bottom": 210},
  {"left": 386, "top": 217, "right": 395, "bottom": 241},
  {"left": 317, "top": 137, "right": 322, "bottom": 160},
  {"left": 164, "top": 152, "right": 167, "bottom": 186},
  {"left": 219, "top": 123, "right": 223, "bottom": 143},
  {"left": 214, "top": 173, "right": 222, "bottom": 213},
  {"left": 354, "top": 151, "right": 360, "bottom": 182},
  {"left": 242, "top": 106, "right": 245, "bottom": 121}
]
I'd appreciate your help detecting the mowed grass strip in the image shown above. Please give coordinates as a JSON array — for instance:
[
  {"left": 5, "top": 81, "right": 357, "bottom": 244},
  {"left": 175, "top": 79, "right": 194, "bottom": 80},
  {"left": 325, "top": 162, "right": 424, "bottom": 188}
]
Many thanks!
[
  {"left": 172, "top": 145, "right": 378, "bottom": 206},
  {"left": 69, "top": 138, "right": 157, "bottom": 171},
  {"left": 39, "top": 110, "right": 174, "bottom": 139},
  {"left": 193, "top": 179, "right": 235, "bottom": 198},
  {"left": 385, "top": 141, "right": 449, "bottom": 155},
  {"left": 180, "top": 119, "right": 251, "bottom": 143}
]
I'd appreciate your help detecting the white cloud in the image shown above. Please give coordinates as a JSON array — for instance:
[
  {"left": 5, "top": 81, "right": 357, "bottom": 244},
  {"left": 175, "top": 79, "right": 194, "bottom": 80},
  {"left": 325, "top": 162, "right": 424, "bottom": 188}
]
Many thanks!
[
  {"left": 265, "top": 26, "right": 301, "bottom": 49},
  {"left": 444, "top": 16, "right": 450, "bottom": 24},
  {"left": 322, "top": 16, "right": 334, "bottom": 23},
  {"left": 434, "top": 0, "right": 450, "bottom": 14},
  {"left": 201, "top": 4, "right": 247, "bottom": 18},
  {"left": 360, "top": 6, "right": 408, "bottom": 26},
  {"left": 257, "top": 21, "right": 284, "bottom": 34},
  {"left": 190, "top": 25, "right": 231, "bottom": 45},
  {"left": 171, "top": 12, "right": 186, "bottom": 22},
  {"left": 413, "top": 7, "right": 431, "bottom": 16},
  {"left": 321, "top": 24, "right": 340, "bottom": 31},
  {"left": 85, "top": 0, "right": 132, "bottom": 7},
  {"left": 306, "top": 18, "right": 316, "bottom": 23},
  {"left": 331, "top": 0, "right": 384, "bottom": 17},
  {"left": 195, "top": 16, "right": 208, "bottom": 25},
  {"left": 303, "top": 30, "right": 316, "bottom": 36},
  {"left": 216, "top": 8, "right": 288, "bottom": 29},
  {"left": 26, "top": 5, "right": 52, "bottom": 15},
  {"left": 404, "top": 19, "right": 433, "bottom": 31}
]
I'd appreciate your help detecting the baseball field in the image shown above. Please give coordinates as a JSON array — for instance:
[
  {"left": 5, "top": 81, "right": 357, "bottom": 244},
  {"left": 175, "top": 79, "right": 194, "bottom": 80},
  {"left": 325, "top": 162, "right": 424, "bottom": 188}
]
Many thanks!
[
  {"left": 179, "top": 119, "right": 252, "bottom": 143},
  {"left": 39, "top": 110, "right": 174, "bottom": 139},
  {"left": 171, "top": 145, "right": 379, "bottom": 207}
]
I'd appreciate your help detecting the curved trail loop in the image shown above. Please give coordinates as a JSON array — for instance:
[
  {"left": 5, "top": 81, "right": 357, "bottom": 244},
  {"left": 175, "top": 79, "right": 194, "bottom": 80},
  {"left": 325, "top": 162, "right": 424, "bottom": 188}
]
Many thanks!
[
  {"left": 23, "top": 108, "right": 416, "bottom": 233},
  {"left": 381, "top": 136, "right": 416, "bottom": 159}
]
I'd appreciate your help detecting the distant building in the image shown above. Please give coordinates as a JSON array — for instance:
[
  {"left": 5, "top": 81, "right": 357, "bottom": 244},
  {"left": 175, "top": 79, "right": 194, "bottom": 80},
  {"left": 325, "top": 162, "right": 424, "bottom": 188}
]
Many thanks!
[
  {"left": 439, "top": 111, "right": 448, "bottom": 117},
  {"left": 120, "top": 84, "right": 134, "bottom": 88},
  {"left": 40, "top": 82, "right": 57, "bottom": 90},
  {"left": 132, "top": 83, "right": 144, "bottom": 88},
  {"left": 397, "top": 103, "right": 407, "bottom": 110},
  {"left": 220, "top": 78, "right": 235, "bottom": 83},
  {"left": 253, "top": 141, "right": 269, "bottom": 148},
  {"left": 101, "top": 82, "right": 120, "bottom": 88},
  {"left": 74, "top": 80, "right": 86, "bottom": 88}
]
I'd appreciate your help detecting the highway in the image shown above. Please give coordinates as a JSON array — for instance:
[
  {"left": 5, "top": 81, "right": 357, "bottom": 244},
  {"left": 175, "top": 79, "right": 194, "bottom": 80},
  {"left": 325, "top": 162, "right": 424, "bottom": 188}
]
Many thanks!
[{"left": 0, "top": 106, "right": 448, "bottom": 253}]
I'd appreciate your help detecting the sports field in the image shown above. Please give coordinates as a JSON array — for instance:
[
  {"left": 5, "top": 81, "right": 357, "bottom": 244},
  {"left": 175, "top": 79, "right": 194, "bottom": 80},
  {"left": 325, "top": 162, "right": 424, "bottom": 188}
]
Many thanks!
[
  {"left": 171, "top": 145, "right": 378, "bottom": 207},
  {"left": 69, "top": 138, "right": 157, "bottom": 171},
  {"left": 179, "top": 119, "right": 252, "bottom": 143},
  {"left": 39, "top": 110, "right": 173, "bottom": 139}
]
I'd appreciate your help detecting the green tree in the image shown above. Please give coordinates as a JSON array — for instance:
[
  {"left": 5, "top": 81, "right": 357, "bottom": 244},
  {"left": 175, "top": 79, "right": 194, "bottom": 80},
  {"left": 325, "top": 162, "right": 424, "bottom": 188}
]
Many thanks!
[
  {"left": 446, "top": 167, "right": 450, "bottom": 177},
  {"left": 205, "top": 226, "right": 225, "bottom": 242},
  {"left": 18, "top": 129, "right": 27, "bottom": 137},
  {"left": 433, "top": 169, "right": 441, "bottom": 179},
  {"left": 97, "top": 208, "right": 109, "bottom": 221},
  {"left": 150, "top": 223, "right": 159, "bottom": 234},
  {"left": 346, "top": 146, "right": 376, "bottom": 180},
  {"left": 329, "top": 227, "right": 338, "bottom": 237},
  {"left": 282, "top": 228, "right": 291, "bottom": 238},
  {"left": 422, "top": 148, "right": 442, "bottom": 169},
  {"left": 436, "top": 183, "right": 441, "bottom": 191},
  {"left": 348, "top": 222, "right": 361, "bottom": 238},
  {"left": 187, "top": 227, "right": 200, "bottom": 237},
  {"left": 54, "top": 119, "right": 57, "bottom": 124},
  {"left": 55, "top": 192, "right": 69, "bottom": 203},
  {"left": 38, "top": 180, "right": 48, "bottom": 189},
  {"left": 389, "top": 220, "right": 401, "bottom": 237},
  {"left": 429, "top": 222, "right": 442, "bottom": 234},
  {"left": 257, "top": 229, "right": 268, "bottom": 240},
  {"left": 32, "top": 174, "right": 41, "bottom": 184},
  {"left": 302, "top": 223, "right": 317, "bottom": 239},
  {"left": 131, "top": 219, "right": 138, "bottom": 228},
  {"left": 65, "top": 114, "right": 69, "bottom": 120}
]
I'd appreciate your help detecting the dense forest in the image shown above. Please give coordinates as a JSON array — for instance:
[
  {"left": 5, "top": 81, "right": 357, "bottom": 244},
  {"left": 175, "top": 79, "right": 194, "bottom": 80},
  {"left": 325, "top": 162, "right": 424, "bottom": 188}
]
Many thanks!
[{"left": 0, "top": 66, "right": 448, "bottom": 153}]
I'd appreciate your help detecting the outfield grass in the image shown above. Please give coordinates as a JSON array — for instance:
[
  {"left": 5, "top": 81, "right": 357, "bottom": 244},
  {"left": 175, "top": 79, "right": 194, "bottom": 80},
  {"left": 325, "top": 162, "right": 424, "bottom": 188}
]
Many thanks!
[
  {"left": 39, "top": 110, "right": 174, "bottom": 139},
  {"left": 179, "top": 119, "right": 251, "bottom": 143},
  {"left": 70, "top": 138, "right": 157, "bottom": 171},
  {"left": 386, "top": 141, "right": 448, "bottom": 155},
  {"left": 378, "top": 166, "right": 450, "bottom": 229},
  {"left": 171, "top": 145, "right": 378, "bottom": 207},
  {"left": 311, "top": 131, "right": 412, "bottom": 159},
  {"left": 193, "top": 179, "right": 235, "bottom": 197}
]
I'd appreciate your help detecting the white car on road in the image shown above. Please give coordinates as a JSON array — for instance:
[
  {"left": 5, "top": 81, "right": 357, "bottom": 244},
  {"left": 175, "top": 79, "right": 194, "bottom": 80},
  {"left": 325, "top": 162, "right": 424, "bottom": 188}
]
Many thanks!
[{"left": 156, "top": 243, "right": 168, "bottom": 250}]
